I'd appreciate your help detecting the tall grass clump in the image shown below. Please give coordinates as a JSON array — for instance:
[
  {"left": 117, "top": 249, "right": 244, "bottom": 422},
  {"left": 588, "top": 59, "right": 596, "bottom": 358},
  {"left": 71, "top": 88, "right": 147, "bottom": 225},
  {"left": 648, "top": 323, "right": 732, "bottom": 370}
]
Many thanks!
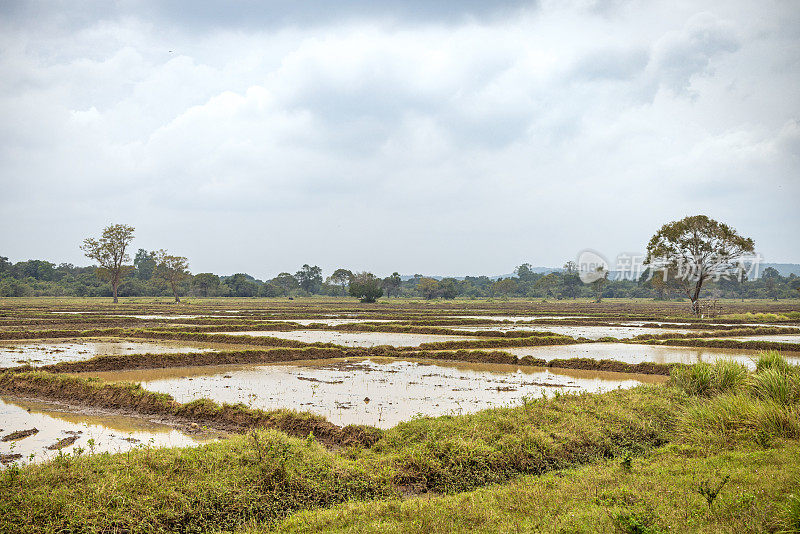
[
  {"left": 669, "top": 360, "right": 747, "bottom": 397},
  {"left": 678, "top": 394, "right": 800, "bottom": 447},
  {"left": 749, "top": 369, "right": 800, "bottom": 405},
  {"left": 676, "top": 352, "right": 800, "bottom": 448},
  {"left": 756, "top": 350, "right": 796, "bottom": 375},
  {"left": 713, "top": 359, "right": 750, "bottom": 393}
]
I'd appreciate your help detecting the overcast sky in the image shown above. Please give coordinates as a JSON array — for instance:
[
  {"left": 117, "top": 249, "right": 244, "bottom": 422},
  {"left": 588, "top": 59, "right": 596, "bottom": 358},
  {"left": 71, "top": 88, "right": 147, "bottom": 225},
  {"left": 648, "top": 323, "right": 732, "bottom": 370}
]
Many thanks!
[{"left": 0, "top": 1, "right": 798, "bottom": 278}]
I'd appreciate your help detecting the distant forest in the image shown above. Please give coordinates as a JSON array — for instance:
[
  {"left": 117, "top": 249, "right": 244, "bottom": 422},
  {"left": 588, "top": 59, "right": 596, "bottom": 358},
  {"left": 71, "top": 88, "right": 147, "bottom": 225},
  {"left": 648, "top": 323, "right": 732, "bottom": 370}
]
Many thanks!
[{"left": 1, "top": 252, "right": 798, "bottom": 300}]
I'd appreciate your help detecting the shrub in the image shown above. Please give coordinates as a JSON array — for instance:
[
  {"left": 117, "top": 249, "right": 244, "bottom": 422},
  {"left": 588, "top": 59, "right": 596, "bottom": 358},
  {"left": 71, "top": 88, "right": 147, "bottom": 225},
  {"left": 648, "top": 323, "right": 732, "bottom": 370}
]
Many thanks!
[{"left": 348, "top": 272, "right": 384, "bottom": 303}]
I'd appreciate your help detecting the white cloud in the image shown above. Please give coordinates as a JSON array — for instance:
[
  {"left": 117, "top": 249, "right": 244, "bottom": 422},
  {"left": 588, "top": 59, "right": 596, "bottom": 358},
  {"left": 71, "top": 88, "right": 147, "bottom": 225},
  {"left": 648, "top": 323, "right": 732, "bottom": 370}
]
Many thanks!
[{"left": 0, "top": 0, "right": 798, "bottom": 276}]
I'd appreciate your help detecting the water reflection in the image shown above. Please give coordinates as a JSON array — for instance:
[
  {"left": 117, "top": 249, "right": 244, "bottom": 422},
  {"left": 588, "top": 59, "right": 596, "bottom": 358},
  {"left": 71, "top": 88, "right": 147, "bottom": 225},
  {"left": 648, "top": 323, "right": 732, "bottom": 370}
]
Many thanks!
[
  {"left": 0, "top": 339, "right": 217, "bottom": 368},
  {"left": 94, "top": 357, "right": 662, "bottom": 429},
  {"left": 0, "top": 397, "right": 219, "bottom": 466}
]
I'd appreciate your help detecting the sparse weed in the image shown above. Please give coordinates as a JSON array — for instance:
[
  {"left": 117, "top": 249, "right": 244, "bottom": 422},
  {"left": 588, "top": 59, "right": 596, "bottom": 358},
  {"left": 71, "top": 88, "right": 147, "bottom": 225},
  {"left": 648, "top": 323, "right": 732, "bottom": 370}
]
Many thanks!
[{"left": 697, "top": 475, "right": 730, "bottom": 509}]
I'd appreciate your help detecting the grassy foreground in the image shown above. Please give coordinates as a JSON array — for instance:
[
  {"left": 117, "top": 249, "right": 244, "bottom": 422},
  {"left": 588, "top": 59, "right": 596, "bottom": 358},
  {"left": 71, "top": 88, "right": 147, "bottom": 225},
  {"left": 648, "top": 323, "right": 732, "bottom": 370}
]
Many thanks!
[
  {"left": 269, "top": 444, "right": 800, "bottom": 533},
  {"left": 1, "top": 353, "right": 799, "bottom": 533}
]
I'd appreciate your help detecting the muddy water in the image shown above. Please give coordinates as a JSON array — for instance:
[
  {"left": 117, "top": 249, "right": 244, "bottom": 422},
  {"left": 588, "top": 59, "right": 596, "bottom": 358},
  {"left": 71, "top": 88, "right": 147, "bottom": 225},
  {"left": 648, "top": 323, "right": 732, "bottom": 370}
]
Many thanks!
[
  {"left": 109, "top": 314, "right": 227, "bottom": 319},
  {"left": 503, "top": 343, "right": 800, "bottom": 369},
  {"left": 95, "top": 358, "right": 662, "bottom": 429},
  {"left": 445, "top": 315, "right": 582, "bottom": 322},
  {"left": 618, "top": 321, "right": 694, "bottom": 327},
  {"left": 726, "top": 334, "right": 800, "bottom": 343},
  {"left": 218, "top": 330, "right": 479, "bottom": 347},
  {"left": 0, "top": 397, "right": 218, "bottom": 466},
  {"left": 268, "top": 319, "right": 395, "bottom": 326},
  {"left": 451, "top": 325, "right": 694, "bottom": 339},
  {"left": 0, "top": 339, "right": 217, "bottom": 368}
]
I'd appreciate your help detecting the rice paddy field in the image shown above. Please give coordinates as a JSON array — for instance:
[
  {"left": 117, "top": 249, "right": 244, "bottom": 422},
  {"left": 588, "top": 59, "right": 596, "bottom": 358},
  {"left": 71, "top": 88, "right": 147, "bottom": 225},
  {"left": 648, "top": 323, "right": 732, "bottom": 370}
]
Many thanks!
[{"left": 1, "top": 297, "right": 799, "bottom": 533}]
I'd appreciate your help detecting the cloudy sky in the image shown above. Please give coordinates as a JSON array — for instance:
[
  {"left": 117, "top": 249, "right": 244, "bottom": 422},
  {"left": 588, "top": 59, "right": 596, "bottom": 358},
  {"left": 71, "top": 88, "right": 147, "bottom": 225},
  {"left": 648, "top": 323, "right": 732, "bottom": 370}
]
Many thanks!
[{"left": 0, "top": 0, "right": 798, "bottom": 278}]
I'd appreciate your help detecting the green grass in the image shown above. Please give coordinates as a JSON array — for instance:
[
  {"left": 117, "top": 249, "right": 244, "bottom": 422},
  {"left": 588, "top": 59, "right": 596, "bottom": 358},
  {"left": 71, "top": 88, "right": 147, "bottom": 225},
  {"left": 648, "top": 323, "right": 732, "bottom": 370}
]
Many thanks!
[
  {"left": 757, "top": 350, "right": 797, "bottom": 374},
  {"left": 359, "top": 386, "right": 677, "bottom": 494},
  {"left": 720, "top": 311, "right": 800, "bottom": 323},
  {"left": 257, "top": 353, "right": 800, "bottom": 534},
  {"left": 0, "top": 429, "right": 392, "bottom": 534},
  {"left": 266, "top": 444, "right": 800, "bottom": 534},
  {"left": 669, "top": 360, "right": 749, "bottom": 397}
]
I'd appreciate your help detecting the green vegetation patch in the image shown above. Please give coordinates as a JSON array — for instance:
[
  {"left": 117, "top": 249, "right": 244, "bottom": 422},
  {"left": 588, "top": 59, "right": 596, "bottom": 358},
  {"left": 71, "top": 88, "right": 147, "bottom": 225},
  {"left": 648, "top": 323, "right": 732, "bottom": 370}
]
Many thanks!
[{"left": 268, "top": 443, "right": 800, "bottom": 534}]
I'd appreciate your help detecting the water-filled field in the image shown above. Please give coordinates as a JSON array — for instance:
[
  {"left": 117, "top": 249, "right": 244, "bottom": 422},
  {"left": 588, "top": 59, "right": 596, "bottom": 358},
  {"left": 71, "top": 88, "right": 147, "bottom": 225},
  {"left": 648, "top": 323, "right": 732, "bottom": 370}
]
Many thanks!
[
  {"left": 268, "top": 318, "right": 395, "bottom": 326},
  {"left": 0, "top": 397, "right": 217, "bottom": 464},
  {"left": 93, "top": 358, "right": 662, "bottom": 428},
  {"left": 0, "top": 339, "right": 217, "bottom": 368},
  {"left": 450, "top": 324, "right": 695, "bottom": 339},
  {"left": 503, "top": 343, "right": 800, "bottom": 368},
  {"left": 218, "top": 330, "right": 480, "bottom": 347},
  {"left": 1, "top": 297, "right": 798, "bottom": 469}
]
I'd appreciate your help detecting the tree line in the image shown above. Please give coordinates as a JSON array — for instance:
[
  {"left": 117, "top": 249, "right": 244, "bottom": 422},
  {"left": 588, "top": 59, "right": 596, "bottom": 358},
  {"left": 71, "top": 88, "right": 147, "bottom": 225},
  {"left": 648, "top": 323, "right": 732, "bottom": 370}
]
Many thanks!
[{"left": 1, "top": 219, "right": 799, "bottom": 303}]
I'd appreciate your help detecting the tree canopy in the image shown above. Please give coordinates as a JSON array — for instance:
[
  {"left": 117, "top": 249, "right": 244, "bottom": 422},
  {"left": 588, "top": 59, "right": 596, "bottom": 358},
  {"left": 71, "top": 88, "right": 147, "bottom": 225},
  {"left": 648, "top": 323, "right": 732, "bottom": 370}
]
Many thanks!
[
  {"left": 154, "top": 250, "right": 189, "bottom": 303},
  {"left": 348, "top": 272, "right": 384, "bottom": 303},
  {"left": 296, "top": 264, "right": 323, "bottom": 294},
  {"left": 645, "top": 215, "right": 755, "bottom": 315},
  {"left": 80, "top": 224, "right": 135, "bottom": 303}
]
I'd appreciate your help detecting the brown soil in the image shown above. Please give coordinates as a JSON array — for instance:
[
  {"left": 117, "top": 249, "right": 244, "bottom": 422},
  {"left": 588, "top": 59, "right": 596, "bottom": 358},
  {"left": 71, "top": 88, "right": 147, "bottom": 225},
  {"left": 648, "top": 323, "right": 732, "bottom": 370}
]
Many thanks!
[
  {"left": 1, "top": 428, "right": 39, "bottom": 441},
  {"left": 47, "top": 435, "right": 79, "bottom": 450}
]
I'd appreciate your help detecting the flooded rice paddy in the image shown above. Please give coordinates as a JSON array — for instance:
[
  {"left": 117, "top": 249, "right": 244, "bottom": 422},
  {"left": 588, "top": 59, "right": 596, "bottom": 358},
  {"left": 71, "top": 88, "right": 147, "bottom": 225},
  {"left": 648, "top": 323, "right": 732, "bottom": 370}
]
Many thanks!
[
  {"left": 0, "top": 397, "right": 218, "bottom": 465},
  {"left": 0, "top": 339, "right": 217, "bottom": 368},
  {"left": 725, "top": 334, "right": 800, "bottom": 343},
  {"left": 218, "top": 330, "right": 479, "bottom": 347},
  {"left": 92, "top": 358, "right": 663, "bottom": 429},
  {"left": 450, "top": 324, "right": 694, "bottom": 339},
  {"left": 268, "top": 318, "right": 395, "bottom": 326},
  {"left": 109, "top": 314, "right": 225, "bottom": 319},
  {"left": 445, "top": 315, "right": 582, "bottom": 322},
  {"left": 502, "top": 343, "right": 800, "bottom": 369}
]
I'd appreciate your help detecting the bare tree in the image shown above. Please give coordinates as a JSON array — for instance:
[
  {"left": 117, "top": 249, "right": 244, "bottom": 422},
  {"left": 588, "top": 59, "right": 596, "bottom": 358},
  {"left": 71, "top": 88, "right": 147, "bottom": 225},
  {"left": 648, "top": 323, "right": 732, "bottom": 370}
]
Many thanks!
[{"left": 81, "top": 224, "right": 135, "bottom": 303}]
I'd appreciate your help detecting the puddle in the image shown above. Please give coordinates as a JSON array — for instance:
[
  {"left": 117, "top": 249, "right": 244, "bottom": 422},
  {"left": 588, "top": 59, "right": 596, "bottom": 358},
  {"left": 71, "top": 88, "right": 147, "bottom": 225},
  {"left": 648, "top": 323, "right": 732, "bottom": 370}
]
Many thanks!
[
  {"left": 502, "top": 343, "right": 800, "bottom": 369},
  {"left": 0, "top": 397, "right": 218, "bottom": 466},
  {"left": 217, "top": 330, "right": 478, "bottom": 347},
  {"left": 95, "top": 358, "right": 661, "bottom": 429},
  {"left": 0, "top": 339, "right": 217, "bottom": 368},
  {"left": 450, "top": 325, "right": 694, "bottom": 339}
]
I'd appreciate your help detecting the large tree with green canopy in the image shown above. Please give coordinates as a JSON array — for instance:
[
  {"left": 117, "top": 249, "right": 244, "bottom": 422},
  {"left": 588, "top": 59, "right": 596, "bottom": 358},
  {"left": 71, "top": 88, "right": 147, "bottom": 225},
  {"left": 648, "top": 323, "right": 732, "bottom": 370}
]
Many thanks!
[
  {"left": 645, "top": 215, "right": 755, "bottom": 316},
  {"left": 81, "top": 224, "right": 135, "bottom": 303}
]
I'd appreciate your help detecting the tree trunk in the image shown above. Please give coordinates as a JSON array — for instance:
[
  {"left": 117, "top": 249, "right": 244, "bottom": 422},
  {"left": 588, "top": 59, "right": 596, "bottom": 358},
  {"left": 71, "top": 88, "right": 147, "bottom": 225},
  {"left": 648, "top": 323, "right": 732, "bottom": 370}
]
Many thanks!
[
  {"left": 690, "top": 278, "right": 704, "bottom": 317},
  {"left": 112, "top": 279, "right": 119, "bottom": 304},
  {"left": 172, "top": 281, "right": 180, "bottom": 303}
]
